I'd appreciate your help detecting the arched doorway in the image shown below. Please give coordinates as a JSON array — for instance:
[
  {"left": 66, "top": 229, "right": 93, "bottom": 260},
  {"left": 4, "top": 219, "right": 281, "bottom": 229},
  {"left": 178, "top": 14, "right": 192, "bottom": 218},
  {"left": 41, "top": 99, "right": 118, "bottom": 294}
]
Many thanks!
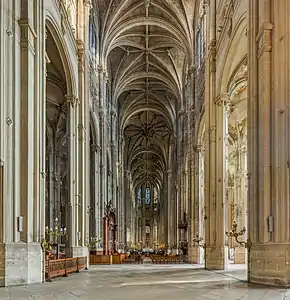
[{"left": 108, "top": 211, "right": 117, "bottom": 254}]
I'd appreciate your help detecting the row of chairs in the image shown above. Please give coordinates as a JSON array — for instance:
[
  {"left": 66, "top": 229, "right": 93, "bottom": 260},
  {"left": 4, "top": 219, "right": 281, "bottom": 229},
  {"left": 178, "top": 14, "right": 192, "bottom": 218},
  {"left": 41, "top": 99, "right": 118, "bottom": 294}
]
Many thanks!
[
  {"left": 124, "top": 255, "right": 144, "bottom": 264},
  {"left": 150, "top": 255, "right": 183, "bottom": 264}
]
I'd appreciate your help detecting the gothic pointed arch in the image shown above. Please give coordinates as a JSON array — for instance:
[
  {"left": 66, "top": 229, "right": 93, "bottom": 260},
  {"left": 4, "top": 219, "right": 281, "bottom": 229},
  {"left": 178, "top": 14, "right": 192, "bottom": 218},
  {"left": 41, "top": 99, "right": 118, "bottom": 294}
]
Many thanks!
[{"left": 45, "top": 16, "right": 77, "bottom": 97}]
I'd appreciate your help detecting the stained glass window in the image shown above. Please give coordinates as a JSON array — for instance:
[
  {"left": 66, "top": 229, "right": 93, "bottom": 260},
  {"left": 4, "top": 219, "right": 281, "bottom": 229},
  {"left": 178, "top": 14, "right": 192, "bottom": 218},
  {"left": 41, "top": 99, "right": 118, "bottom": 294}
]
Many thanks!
[
  {"left": 89, "top": 12, "right": 97, "bottom": 57},
  {"left": 145, "top": 187, "right": 150, "bottom": 205},
  {"left": 137, "top": 188, "right": 142, "bottom": 206}
]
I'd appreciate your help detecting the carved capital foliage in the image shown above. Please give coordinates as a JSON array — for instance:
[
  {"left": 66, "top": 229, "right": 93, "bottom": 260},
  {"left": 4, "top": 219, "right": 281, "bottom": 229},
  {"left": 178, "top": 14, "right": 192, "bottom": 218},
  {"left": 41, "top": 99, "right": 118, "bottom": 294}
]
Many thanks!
[
  {"left": 91, "top": 144, "right": 101, "bottom": 153},
  {"left": 208, "top": 126, "right": 216, "bottom": 143},
  {"left": 83, "top": 0, "right": 92, "bottom": 8},
  {"left": 77, "top": 40, "right": 85, "bottom": 71},
  {"left": 193, "top": 144, "right": 202, "bottom": 153},
  {"left": 110, "top": 109, "right": 117, "bottom": 118},
  {"left": 215, "top": 94, "right": 230, "bottom": 107},
  {"left": 97, "top": 65, "right": 103, "bottom": 73},
  {"left": 208, "top": 39, "right": 217, "bottom": 71},
  {"left": 178, "top": 110, "right": 185, "bottom": 118}
]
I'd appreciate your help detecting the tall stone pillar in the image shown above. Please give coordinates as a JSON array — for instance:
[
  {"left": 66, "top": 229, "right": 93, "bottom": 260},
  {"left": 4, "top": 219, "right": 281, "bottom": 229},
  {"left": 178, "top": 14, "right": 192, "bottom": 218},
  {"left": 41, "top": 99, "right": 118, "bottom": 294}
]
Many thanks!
[
  {"left": 162, "top": 184, "right": 168, "bottom": 246},
  {"left": 74, "top": 39, "right": 88, "bottom": 257},
  {"left": 118, "top": 138, "right": 125, "bottom": 245},
  {"left": 204, "top": 0, "right": 226, "bottom": 270},
  {"left": 98, "top": 66, "right": 105, "bottom": 245},
  {"left": 0, "top": 0, "right": 44, "bottom": 286},
  {"left": 167, "top": 170, "right": 173, "bottom": 247},
  {"left": 247, "top": 0, "right": 290, "bottom": 286},
  {"left": 188, "top": 146, "right": 201, "bottom": 263},
  {"left": 233, "top": 144, "right": 247, "bottom": 264},
  {"left": 141, "top": 187, "right": 146, "bottom": 247},
  {"left": 66, "top": 97, "right": 78, "bottom": 251},
  {"left": 93, "top": 145, "right": 101, "bottom": 239}
]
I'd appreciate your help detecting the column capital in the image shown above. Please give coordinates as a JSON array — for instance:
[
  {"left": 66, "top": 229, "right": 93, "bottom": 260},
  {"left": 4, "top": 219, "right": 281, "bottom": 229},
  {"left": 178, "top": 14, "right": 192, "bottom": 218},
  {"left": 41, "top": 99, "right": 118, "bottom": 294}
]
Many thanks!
[
  {"left": 215, "top": 93, "right": 230, "bottom": 107},
  {"left": 193, "top": 144, "right": 202, "bottom": 153},
  {"left": 65, "top": 94, "right": 79, "bottom": 108},
  {"left": 83, "top": 0, "right": 92, "bottom": 8},
  {"left": 110, "top": 109, "right": 117, "bottom": 117},
  {"left": 91, "top": 144, "right": 101, "bottom": 152},
  {"left": 97, "top": 65, "right": 103, "bottom": 73},
  {"left": 178, "top": 110, "right": 185, "bottom": 118},
  {"left": 208, "top": 126, "right": 217, "bottom": 143}
]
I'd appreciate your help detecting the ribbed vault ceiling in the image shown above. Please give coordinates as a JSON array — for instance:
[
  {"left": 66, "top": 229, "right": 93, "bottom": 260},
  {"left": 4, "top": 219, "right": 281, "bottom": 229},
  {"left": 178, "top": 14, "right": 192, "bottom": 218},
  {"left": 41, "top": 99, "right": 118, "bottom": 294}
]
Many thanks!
[{"left": 97, "top": 0, "right": 195, "bottom": 190}]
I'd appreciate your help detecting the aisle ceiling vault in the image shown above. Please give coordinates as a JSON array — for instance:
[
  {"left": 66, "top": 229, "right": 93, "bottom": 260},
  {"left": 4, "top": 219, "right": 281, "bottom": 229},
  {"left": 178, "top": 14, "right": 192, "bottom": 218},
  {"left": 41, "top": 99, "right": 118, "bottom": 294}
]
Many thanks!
[{"left": 96, "top": 0, "right": 196, "bottom": 189}]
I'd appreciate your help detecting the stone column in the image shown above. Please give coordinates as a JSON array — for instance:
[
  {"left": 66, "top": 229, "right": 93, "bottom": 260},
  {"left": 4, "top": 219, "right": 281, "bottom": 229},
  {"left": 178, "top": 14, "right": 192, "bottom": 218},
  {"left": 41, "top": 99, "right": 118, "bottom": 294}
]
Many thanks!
[
  {"left": 76, "top": 41, "right": 86, "bottom": 251},
  {"left": 188, "top": 145, "right": 202, "bottom": 263},
  {"left": 167, "top": 170, "right": 173, "bottom": 248},
  {"left": 98, "top": 66, "right": 105, "bottom": 246},
  {"left": 91, "top": 144, "right": 101, "bottom": 240},
  {"left": 5, "top": 0, "right": 43, "bottom": 285},
  {"left": 247, "top": 0, "right": 290, "bottom": 286},
  {"left": 204, "top": 0, "right": 226, "bottom": 270},
  {"left": 233, "top": 144, "right": 247, "bottom": 264},
  {"left": 66, "top": 96, "right": 78, "bottom": 252},
  {"left": 163, "top": 183, "right": 168, "bottom": 246},
  {"left": 141, "top": 186, "right": 146, "bottom": 248}
]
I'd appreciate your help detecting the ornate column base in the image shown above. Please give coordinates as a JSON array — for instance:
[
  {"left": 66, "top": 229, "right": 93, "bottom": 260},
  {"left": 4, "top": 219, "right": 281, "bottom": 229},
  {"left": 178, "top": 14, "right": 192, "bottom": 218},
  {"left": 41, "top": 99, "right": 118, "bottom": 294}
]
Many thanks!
[
  {"left": 234, "top": 247, "right": 246, "bottom": 264},
  {"left": 188, "top": 246, "right": 203, "bottom": 264},
  {"left": 68, "top": 246, "right": 89, "bottom": 257},
  {"left": 0, "top": 242, "right": 42, "bottom": 287},
  {"left": 249, "top": 243, "right": 290, "bottom": 287},
  {"left": 205, "top": 246, "right": 228, "bottom": 270},
  {"left": 68, "top": 246, "right": 89, "bottom": 268}
]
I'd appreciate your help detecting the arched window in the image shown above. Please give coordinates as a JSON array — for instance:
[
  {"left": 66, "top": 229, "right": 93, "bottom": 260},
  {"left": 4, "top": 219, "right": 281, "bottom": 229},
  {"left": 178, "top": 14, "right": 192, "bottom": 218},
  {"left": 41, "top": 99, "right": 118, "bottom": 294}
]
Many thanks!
[
  {"left": 196, "top": 2, "right": 206, "bottom": 70},
  {"left": 89, "top": 11, "right": 97, "bottom": 58},
  {"left": 137, "top": 188, "right": 142, "bottom": 206},
  {"left": 145, "top": 187, "right": 151, "bottom": 205},
  {"left": 154, "top": 187, "right": 158, "bottom": 203}
]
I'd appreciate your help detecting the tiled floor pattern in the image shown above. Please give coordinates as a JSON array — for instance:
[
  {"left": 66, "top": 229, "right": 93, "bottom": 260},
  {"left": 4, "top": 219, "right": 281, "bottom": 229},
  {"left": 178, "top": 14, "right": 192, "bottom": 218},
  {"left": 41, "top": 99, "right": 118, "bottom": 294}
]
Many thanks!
[{"left": 0, "top": 264, "right": 289, "bottom": 299}]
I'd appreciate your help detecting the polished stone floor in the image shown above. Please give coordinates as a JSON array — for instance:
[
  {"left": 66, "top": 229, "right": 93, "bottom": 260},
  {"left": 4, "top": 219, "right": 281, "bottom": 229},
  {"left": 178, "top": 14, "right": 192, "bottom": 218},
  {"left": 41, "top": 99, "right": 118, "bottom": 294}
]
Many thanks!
[{"left": 1, "top": 264, "right": 290, "bottom": 299}]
